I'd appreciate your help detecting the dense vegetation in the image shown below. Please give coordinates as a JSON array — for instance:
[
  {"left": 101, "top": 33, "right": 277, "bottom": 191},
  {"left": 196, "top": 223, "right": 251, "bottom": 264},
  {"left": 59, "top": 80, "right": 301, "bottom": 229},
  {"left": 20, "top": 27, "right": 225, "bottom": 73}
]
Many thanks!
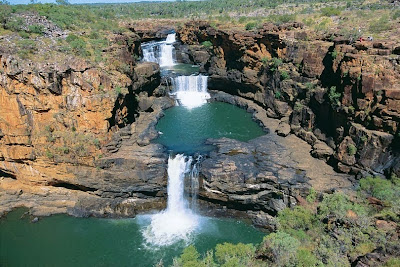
[
  {"left": 0, "top": 0, "right": 398, "bottom": 62},
  {"left": 170, "top": 176, "right": 400, "bottom": 266}
]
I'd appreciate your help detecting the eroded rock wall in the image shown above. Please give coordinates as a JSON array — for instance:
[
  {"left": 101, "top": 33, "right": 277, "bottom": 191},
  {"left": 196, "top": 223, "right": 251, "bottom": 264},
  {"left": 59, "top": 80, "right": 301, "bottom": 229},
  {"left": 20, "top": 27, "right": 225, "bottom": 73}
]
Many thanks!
[
  {"left": 0, "top": 31, "right": 169, "bottom": 217},
  {"left": 177, "top": 21, "right": 400, "bottom": 177}
]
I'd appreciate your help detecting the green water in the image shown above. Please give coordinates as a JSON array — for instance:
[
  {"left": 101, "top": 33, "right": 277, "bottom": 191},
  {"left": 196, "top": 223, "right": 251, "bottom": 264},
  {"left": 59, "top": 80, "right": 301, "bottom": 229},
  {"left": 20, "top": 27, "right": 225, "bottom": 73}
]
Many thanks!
[
  {"left": 0, "top": 209, "right": 264, "bottom": 267},
  {"left": 155, "top": 102, "right": 266, "bottom": 154},
  {"left": 161, "top": 63, "right": 200, "bottom": 76}
]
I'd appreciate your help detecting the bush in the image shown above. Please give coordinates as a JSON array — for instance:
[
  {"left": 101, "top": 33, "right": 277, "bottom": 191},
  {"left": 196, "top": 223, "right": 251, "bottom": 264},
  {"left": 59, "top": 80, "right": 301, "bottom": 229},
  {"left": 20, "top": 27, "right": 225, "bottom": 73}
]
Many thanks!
[
  {"left": 18, "top": 31, "right": 30, "bottom": 38},
  {"left": 369, "top": 15, "right": 391, "bottom": 33},
  {"left": 296, "top": 248, "right": 319, "bottom": 267},
  {"left": 173, "top": 245, "right": 200, "bottom": 267},
  {"left": 318, "top": 192, "right": 369, "bottom": 221},
  {"left": 258, "top": 231, "right": 300, "bottom": 266},
  {"left": 278, "top": 206, "right": 316, "bottom": 231},
  {"left": 5, "top": 17, "right": 24, "bottom": 32},
  {"left": 115, "top": 86, "right": 122, "bottom": 95},
  {"left": 305, "top": 82, "right": 315, "bottom": 91},
  {"left": 66, "top": 34, "right": 89, "bottom": 57},
  {"left": 347, "top": 144, "right": 357, "bottom": 156},
  {"left": 173, "top": 243, "right": 257, "bottom": 267},
  {"left": 215, "top": 243, "right": 256, "bottom": 265},
  {"left": 393, "top": 10, "right": 400, "bottom": 20},
  {"left": 331, "top": 49, "right": 338, "bottom": 59},
  {"left": 328, "top": 86, "right": 341, "bottom": 106},
  {"left": 269, "top": 57, "right": 282, "bottom": 72},
  {"left": 280, "top": 70, "right": 289, "bottom": 80},
  {"left": 201, "top": 40, "right": 212, "bottom": 48},
  {"left": 306, "top": 187, "right": 318, "bottom": 203},
  {"left": 28, "top": 24, "right": 45, "bottom": 34},
  {"left": 268, "top": 14, "right": 296, "bottom": 24},
  {"left": 320, "top": 7, "right": 341, "bottom": 17},
  {"left": 245, "top": 21, "right": 258, "bottom": 30},
  {"left": 359, "top": 176, "right": 400, "bottom": 202},
  {"left": 261, "top": 57, "right": 268, "bottom": 65}
]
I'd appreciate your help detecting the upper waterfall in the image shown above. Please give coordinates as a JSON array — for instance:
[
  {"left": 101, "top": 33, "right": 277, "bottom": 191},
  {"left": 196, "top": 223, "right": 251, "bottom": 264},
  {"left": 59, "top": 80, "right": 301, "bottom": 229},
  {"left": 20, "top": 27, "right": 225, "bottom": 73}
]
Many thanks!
[
  {"left": 170, "top": 75, "right": 211, "bottom": 109},
  {"left": 141, "top": 33, "right": 176, "bottom": 67}
]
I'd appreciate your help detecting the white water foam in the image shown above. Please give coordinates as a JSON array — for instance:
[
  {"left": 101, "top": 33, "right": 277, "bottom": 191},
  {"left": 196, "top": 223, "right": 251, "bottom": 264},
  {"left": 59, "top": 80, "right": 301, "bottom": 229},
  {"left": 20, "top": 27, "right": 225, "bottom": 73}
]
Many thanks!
[
  {"left": 141, "top": 33, "right": 176, "bottom": 67},
  {"left": 171, "top": 75, "right": 210, "bottom": 109},
  {"left": 142, "top": 154, "right": 200, "bottom": 247}
]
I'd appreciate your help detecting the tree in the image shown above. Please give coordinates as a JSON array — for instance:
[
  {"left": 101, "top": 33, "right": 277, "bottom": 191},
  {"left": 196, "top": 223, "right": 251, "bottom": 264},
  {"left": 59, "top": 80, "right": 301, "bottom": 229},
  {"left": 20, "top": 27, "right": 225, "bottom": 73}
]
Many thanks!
[{"left": 56, "top": 0, "right": 70, "bottom": 5}]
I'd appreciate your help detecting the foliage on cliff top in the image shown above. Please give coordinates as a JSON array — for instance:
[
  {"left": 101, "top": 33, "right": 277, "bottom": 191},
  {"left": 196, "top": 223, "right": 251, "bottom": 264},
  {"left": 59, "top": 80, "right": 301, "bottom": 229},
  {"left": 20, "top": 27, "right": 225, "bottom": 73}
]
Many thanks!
[{"left": 171, "top": 177, "right": 400, "bottom": 267}]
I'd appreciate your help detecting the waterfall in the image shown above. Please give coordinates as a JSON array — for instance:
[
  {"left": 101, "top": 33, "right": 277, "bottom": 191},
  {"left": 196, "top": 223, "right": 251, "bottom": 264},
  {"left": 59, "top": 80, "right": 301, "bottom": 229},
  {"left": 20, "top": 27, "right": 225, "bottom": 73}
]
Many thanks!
[
  {"left": 170, "top": 75, "right": 210, "bottom": 109},
  {"left": 141, "top": 33, "right": 176, "bottom": 67},
  {"left": 142, "top": 154, "right": 200, "bottom": 247}
]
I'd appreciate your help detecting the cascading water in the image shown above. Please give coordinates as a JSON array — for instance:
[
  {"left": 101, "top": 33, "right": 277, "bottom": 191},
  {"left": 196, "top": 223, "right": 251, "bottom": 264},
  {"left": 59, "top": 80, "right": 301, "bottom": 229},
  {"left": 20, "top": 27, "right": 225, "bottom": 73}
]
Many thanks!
[
  {"left": 170, "top": 75, "right": 211, "bottom": 109},
  {"left": 141, "top": 33, "right": 176, "bottom": 67},
  {"left": 142, "top": 154, "right": 201, "bottom": 247}
]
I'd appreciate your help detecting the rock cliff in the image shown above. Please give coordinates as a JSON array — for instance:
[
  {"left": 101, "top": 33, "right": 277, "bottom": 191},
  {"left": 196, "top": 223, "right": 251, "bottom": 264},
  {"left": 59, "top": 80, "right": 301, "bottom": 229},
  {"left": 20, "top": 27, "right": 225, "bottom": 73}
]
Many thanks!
[
  {"left": 176, "top": 21, "right": 400, "bottom": 177},
  {"left": 0, "top": 30, "right": 171, "bottom": 217}
]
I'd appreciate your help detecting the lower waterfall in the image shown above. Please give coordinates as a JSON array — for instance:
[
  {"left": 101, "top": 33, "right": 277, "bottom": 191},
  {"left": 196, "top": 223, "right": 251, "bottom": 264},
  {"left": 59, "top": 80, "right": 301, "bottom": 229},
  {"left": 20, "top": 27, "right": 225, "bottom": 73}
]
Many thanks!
[{"left": 142, "top": 154, "right": 200, "bottom": 246}]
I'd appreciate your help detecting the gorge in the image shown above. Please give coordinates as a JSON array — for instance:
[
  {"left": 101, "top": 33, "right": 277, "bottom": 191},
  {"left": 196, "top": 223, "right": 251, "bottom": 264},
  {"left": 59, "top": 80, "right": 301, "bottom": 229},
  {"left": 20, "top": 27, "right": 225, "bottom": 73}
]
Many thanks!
[{"left": 1, "top": 1, "right": 400, "bottom": 266}]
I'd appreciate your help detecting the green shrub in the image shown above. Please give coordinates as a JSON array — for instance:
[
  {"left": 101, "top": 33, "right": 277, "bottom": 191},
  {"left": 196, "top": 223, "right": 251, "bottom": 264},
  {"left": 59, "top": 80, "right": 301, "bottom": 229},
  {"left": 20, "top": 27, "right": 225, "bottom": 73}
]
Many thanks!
[
  {"left": 215, "top": 242, "right": 256, "bottom": 265},
  {"left": 296, "top": 248, "right": 319, "bottom": 267},
  {"left": 318, "top": 192, "right": 369, "bottom": 221},
  {"left": 278, "top": 206, "right": 316, "bottom": 231},
  {"left": 258, "top": 231, "right": 300, "bottom": 266},
  {"left": 45, "top": 150, "right": 54, "bottom": 159},
  {"left": 245, "top": 21, "right": 257, "bottom": 30},
  {"left": 359, "top": 176, "right": 400, "bottom": 202},
  {"left": 201, "top": 40, "right": 212, "bottom": 48},
  {"left": 5, "top": 17, "right": 24, "bottom": 32},
  {"left": 347, "top": 144, "right": 357, "bottom": 156},
  {"left": 320, "top": 7, "right": 341, "bottom": 17},
  {"left": 274, "top": 91, "right": 281, "bottom": 99},
  {"left": 269, "top": 57, "right": 282, "bottom": 72},
  {"left": 173, "top": 245, "right": 201, "bottom": 267},
  {"left": 268, "top": 14, "right": 296, "bottom": 24},
  {"left": 369, "top": 15, "right": 391, "bottom": 33},
  {"left": 93, "top": 138, "right": 101, "bottom": 149},
  {"left": 306, "top": 187, "right": 318, "bottom": 203},
  {"left": 280, "top": 70, "right": 289, "bottom": 80},
  {"left": 238, "top": 16, "right": 247, "bottom": 24},
  {"left": 58, "top": 146, "right": 70, "bottom": 154},
  {"left": 331, "top": 49, "right": 338, "bottom": 59},
  {"left": 115, "top": 86, "right": 122, "bottom": 95},
  {"left": 18, "top": 31, "right": 30, "bottom": 38},
  {"left": 393, "top": 10, "right": 400, "bottom": 20},
  {"left": 384, "top": 257, "right": 400, "bottom": 267},
  {"left": 328, "top": 86, "right": 341, "bottom": 106},
  {"left": 294, "top": 102, "right": 304, "bottom": 112},
  {"left": 261, "top": 57, "right": 268, "bottom": 66},
  {"left": 305, "top": 82, "right": 315, "bottom": 91},
  {"left": 28, "top": 24, "right": 45, "bottom": 34}
]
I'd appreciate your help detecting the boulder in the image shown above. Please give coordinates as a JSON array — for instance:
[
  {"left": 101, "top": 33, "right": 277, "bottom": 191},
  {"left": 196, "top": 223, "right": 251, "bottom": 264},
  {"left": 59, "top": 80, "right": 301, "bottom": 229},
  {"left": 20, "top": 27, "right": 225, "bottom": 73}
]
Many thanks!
[
  {"left": 276, "top": 121, "right": 291, "bottom": 137},
  {"left": 311, "top": 141, "right": 334, "bottom": 160}
]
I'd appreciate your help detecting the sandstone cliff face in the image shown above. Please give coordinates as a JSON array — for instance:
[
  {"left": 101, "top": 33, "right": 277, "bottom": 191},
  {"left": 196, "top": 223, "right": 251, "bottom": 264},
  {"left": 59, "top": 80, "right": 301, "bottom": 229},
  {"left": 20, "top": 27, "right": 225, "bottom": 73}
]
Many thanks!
[
  {"left": 0, "top": 30, "right": 170, "bottom": 217},
  {"left": 177, "top": 21, "right": 400, "bottom": 177}
]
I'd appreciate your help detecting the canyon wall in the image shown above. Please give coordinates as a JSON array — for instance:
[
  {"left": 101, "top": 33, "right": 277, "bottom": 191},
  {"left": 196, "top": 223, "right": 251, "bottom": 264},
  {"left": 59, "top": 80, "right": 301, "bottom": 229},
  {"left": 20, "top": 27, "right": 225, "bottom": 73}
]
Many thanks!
[
  {"left": 0, "top": 30, "right": 171, "bottom": 217},
  {"left": 176, "top": 21, "right": 400, "bottom": 178}
]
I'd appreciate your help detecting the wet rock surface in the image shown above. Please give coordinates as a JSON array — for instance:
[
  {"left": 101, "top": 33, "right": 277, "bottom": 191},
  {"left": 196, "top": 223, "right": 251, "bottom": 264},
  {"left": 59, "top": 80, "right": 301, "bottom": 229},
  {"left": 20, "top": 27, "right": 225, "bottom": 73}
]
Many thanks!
[{"left": 200, "top": 91, "right": 353, "bottom": 225}]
